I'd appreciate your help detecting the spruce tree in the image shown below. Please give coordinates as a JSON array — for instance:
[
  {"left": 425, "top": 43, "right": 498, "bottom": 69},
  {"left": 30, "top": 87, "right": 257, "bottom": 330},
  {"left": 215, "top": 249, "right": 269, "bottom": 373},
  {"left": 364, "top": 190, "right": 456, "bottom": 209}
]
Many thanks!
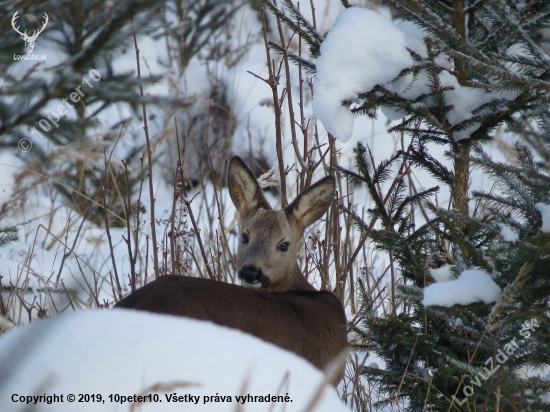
[
  {"left": 265, "top": 0, "right": 550, "bottom": 410},
  {"left": 0, "top": 0, "right": 240, "bottom": 225},
  {"left": 343, "top": 0, "right": 550, "bottom": 410}
]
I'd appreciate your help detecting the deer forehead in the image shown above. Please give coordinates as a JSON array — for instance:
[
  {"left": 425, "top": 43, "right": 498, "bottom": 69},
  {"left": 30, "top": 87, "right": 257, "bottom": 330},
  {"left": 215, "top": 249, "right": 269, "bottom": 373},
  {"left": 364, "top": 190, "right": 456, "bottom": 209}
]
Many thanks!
[{"left": 241, "top": 209, "right": 297, "bottom": 240}]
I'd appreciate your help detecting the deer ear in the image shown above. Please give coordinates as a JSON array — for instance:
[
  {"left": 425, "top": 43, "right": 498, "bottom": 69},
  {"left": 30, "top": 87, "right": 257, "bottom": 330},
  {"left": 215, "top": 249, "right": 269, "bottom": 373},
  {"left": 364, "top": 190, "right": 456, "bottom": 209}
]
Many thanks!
[
  {"left": 228, "top": 156, "right": 272, "bottom": 219},
  {"left": 287, "top": 176, "right": 335, "bottom": 230}
]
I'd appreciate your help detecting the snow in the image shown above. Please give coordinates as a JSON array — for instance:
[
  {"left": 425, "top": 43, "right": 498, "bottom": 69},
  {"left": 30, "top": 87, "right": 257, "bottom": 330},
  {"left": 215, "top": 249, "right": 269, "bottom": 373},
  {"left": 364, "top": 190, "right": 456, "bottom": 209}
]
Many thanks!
[
  {"left": 181, "top": 61, "right": 212, "bottom": 98},
  {"left": 428, "top": 264, "right": 455, "bottom": 283},
  {"left": 505, "top": 43, "right": 532, "bottom": 74},
  {"left": 439, "top": 71, "right": 493, "bottom": 141},
  {"left": 422, "top": 269, "right": 501, "bottom": 307},
  {"left": 385, "top": 66, "right": 519, "bottom": 140},
  {"left": 396, "top": 21, "right": 453, "bottom": 70},
  {"left": 498, "top": 223, "right": 519, "bottom": 242},
  {"left": 379, "top": 21, "right": 520, "bottom": 141},
  {"left": 226, "top": 59, "right": 275, "bottom": 162},
  {"left": 0, "top": 309, "right": 348, "bottom": 412},
  {"left": 312, "top": 8, "right": 412, "bottom": 142},
  {"left": 535, "top": 203, "right": 550, "bottom": 233}
]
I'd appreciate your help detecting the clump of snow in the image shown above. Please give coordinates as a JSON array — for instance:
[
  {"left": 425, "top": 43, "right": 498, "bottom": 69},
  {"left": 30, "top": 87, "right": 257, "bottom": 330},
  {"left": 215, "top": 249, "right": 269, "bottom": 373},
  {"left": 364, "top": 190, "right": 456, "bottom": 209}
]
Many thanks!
[
  {"left": 448, "top": 317, "right": 463, "bottom": 329},
  {"left": 439, "top": 71, "right": 495, "bottom": 141},
  {"left": 422, "top": 269, "right": 501, "bottom": 307},
  {"left": 0, "top": 309, "right": 347, "bottom": 412},
  {"left": 386, "top": 67, "right": 519, "bottom": 141},
  {"left": 498, "top": 223, "right": 519, "bottom": 242},
  {"left": 428, "top": 264, "right": 455, "bottom": 282},
  {"left": 535, "top": 203, "right": 550, "bottom": 233},
  {"left": 381, "top": 21, "right": 448, "bottom": 121},
  {"left": 379, "top": 21, "right": 520, "bottom": 141},
  {"left": 313, "top": 8, "right": 412, "bottom": 142}
]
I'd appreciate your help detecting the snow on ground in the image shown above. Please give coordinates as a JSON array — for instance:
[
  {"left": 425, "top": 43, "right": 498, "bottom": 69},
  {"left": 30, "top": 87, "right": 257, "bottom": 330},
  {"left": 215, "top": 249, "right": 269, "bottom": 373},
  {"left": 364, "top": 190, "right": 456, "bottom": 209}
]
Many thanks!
[
  {"left": 422, "top": 269, "right": 501, "bottom": 307},
  {"left": 313, "top": 8, "right": 412, "bottom": 142},
  {"left": 0, "top": 309, "right": 347, "bottom": 412}
]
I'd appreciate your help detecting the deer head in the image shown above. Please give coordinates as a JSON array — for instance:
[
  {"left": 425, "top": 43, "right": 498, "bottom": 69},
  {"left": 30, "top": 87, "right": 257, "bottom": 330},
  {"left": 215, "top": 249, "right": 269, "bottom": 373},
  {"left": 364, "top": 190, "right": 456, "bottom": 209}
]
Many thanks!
[
  {"left": 228, "top": 156, "right": 335, "bottom": 292},
  {"left": 12, "top": 11, "right": 49, "bottom": 54}
]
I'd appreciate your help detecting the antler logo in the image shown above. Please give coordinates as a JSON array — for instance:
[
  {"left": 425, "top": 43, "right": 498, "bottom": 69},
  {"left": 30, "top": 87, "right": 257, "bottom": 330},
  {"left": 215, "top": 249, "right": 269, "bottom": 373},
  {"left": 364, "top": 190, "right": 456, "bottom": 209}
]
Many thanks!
[{"left": 11, "top": 11, "right": 49, "bottom": 54}]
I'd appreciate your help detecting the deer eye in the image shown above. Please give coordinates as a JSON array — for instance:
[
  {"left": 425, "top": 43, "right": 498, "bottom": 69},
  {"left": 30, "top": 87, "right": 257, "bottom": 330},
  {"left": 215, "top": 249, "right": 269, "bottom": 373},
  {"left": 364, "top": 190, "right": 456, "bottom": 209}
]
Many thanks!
[
  {"left": 241, "top": 233, "right": 249, "bottom": 244},
  {"left": 278, "top": 242, "right": 289, "bottom": 252}
]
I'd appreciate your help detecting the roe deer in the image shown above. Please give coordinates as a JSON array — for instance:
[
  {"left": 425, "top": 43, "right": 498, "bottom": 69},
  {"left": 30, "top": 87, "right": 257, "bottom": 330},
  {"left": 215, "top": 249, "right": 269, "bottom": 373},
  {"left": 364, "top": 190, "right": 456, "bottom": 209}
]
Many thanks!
[{"left": 114, "top": 156, "right": 348, "bottom": 384}]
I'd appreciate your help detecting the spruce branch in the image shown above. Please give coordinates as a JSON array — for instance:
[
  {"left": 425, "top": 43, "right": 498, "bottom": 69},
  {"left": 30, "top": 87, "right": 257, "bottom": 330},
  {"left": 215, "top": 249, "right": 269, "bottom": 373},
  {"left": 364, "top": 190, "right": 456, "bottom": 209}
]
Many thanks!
[
  {"left": 261, "top": 0, "right": 321, "bottom": 57},
  {"left": 485, "top": 261, "right": 535, "bottom": 332},
  {"left": 268, "top": 41, "right": 316, "bottom": 74},
  {"left": 0, "top": 226, "right": 18, "bottom": 248}
]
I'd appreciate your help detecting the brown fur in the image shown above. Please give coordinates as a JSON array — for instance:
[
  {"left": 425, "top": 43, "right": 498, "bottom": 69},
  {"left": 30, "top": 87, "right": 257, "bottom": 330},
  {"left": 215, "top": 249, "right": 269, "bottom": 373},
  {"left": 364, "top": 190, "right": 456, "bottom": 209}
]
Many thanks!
[{"left": 114, "top": 156, "right": 348, "bottom": 385}]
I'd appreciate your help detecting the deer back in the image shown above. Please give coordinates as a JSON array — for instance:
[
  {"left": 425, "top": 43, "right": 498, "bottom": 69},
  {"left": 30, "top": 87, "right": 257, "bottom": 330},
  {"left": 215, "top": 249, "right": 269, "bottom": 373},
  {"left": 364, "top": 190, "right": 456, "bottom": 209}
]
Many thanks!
[{"left": 115, "top": 275, "right": 347, "bottom": 384}]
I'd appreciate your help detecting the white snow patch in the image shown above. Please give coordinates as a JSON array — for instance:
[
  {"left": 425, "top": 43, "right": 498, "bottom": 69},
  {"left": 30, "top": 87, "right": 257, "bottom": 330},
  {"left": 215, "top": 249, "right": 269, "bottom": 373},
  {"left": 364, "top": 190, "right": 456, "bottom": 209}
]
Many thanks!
[
  {"left": 225, "top": 59, "right": 275, "bottom": 162},
  {"left": 422, "top": 269, "right": 501, "bottom": 307},
  {"left": 379, "top": 22, "right": 520, "bottom": 141},
  {"left": 365, "top": 351, "right": 386, "bottom": 371},
  {"left": 428, "top": 264, "right": 455, "bottom": 283},
  {"left": 385, "top": 68, "right": 519, "bottom": 140},
  {"left": 396, "top": 21, "right": 453, "bottom": 70},
  {"left": 439, "top": 70, "right": 494, "bottom": 141},
  {"left": 0, "top": 309, "right": 347, "bottom": 412},
  {"left": 535, "top": 203, "right": 550, "bottom": 233},
  {"left": 505, "top": 43, "right": 533, "bottom": 74},
  {"left": 181, "top": 61, "right": 212, "bottom": 98},
  {"left": 313, "top": 8, "right": 412, "bottom": 142},
  {"left": 498, "top": 223, "right": 519, "bottom": 242}
]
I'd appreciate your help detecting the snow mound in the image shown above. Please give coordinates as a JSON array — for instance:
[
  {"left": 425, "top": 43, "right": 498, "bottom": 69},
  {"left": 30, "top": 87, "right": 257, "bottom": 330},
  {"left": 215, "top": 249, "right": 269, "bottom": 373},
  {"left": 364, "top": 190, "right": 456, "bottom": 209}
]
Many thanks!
[
  {"left": 0, "top": 309, "right": 347, "bottom": 412},
  {"left": 422, "top": 269, "right": 501, "bottom": 307},
  {"left": 313, "top": 7, "right": 412, "bottom": 142}
]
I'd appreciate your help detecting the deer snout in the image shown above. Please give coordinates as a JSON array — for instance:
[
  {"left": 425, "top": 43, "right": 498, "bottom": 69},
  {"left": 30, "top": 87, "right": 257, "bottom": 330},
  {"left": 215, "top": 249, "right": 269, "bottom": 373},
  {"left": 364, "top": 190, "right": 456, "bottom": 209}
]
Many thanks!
[{"left": 239, "top": 265, "right": 270, "bottom": 289}]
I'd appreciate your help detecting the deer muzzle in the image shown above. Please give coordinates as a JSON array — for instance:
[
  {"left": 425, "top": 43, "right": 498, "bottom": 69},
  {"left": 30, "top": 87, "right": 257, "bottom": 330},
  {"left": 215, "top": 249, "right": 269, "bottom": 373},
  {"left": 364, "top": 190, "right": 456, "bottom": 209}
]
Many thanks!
[{"left": 239, "top": 265, "right": 271, "bottom": 289}]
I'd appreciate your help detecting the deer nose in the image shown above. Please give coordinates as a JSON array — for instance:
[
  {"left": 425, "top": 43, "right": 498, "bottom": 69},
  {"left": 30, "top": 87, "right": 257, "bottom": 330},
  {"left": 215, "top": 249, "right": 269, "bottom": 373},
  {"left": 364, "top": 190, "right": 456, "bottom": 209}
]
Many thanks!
[{"left": 240, "top": 265, "right": 262, "bottom": 286}]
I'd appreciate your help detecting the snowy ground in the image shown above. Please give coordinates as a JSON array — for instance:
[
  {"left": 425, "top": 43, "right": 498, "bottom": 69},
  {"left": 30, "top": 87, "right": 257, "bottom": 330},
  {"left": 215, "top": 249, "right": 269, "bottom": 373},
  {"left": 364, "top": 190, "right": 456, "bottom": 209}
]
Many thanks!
[{"left": 0, "top": 309, "right": 348, "bottom": 412}]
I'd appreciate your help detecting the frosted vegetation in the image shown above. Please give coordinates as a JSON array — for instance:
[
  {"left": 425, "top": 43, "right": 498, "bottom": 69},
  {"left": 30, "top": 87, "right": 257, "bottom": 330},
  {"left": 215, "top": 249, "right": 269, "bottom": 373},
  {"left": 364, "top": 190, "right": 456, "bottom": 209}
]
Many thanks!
[{"left": 1, "top": 0, "right": 550, "bottom": 411}]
